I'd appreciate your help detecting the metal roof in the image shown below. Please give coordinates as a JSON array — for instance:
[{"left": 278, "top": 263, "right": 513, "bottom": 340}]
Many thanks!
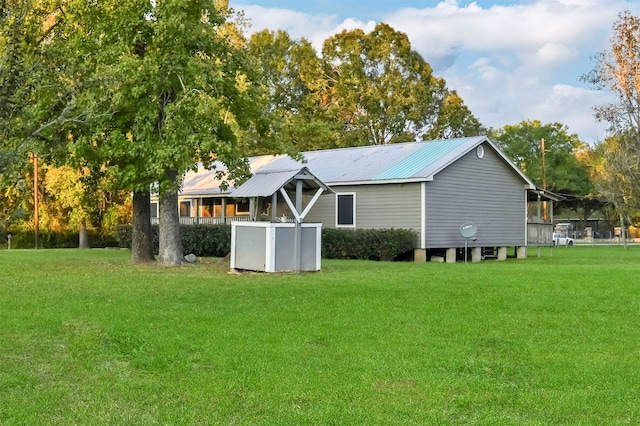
[
  {"left": 180, "top": 136, "right": 535, "bottom": 196},
  {"left": 230, "top": 167, "right": 331, "bottom": 198}
]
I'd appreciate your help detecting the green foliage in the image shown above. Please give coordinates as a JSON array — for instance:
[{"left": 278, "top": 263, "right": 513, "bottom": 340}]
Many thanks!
[
  {"left": 4, "top": 230, "right": 118, "bottom": 249},
  {"left": 44, "top": 0, "right": 265, "bottom": 194},
  {"left": 117, "top": 224, "right": 231, "bottom": 257},
  {"left": 322, "top": 227, "right": 416, "bottom": 261},
  {"left": 248, "top": 24, "right": 484, "bottom": 151},
  {"left": 423, "top": 90, "right": 486, "bottom": 140},
  {"left": 181, "top": 224, "right": 232, "bottom": 257},
  {"left": 322, "top": 23, "right": 484, "bottom": 146},
  {"left": 246, "top": 29, "right": 336, "bottom": 153},
  {"left": 116, "top": 225, "right": 415, "bottom": 261},
  {"left": 490, "top": 120, "right": 594, "bottom": 196}
]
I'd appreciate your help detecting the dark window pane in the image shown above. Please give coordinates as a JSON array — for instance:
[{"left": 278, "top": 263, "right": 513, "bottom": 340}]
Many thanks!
[{"left": 337, "top": 194, "right": 354, "bottom": 225}]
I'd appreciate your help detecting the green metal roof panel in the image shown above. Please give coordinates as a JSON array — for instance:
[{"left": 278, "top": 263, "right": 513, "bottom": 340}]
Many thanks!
[{"left": 373, "top": 138, "right": 471, "bottom": 180}]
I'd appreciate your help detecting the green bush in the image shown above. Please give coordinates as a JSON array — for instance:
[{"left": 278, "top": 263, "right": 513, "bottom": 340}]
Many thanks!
[
  {"left": 116, "top": 225, "right": 415, "bottom": 261},
  {"left": 322, "top": 228, "right": 417, "bottom": 261},
  {"left": 4, "top": 230, "right": 118, "bottom": 249},
  {"left": 181, "top": 225, "right": 231, "bottom": 257},
  {"left": 117, "top": 224, "right": 231, "bottom": 257}
]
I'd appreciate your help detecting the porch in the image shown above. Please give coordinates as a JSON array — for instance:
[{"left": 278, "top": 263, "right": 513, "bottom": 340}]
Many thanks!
[
  {"left": 150, "top": 194, "right": 300, "bottom": 225},
  {"left": 150, "top": 216, "right": 252, "bottom": 226},
  {"left": 151, "top": 196, "right": 252, "bottom": 225},
  {"left": 526, "top": 188, "right": 563, "bottom": 248}
]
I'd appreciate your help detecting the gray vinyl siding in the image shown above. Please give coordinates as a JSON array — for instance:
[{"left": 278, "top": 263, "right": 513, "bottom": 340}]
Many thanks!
[
  {"left": 424, "top": 143, "right": 526, "bottom": 248},
  {"left": 305, "top": 183, "right": 423, "bottom": 234}
]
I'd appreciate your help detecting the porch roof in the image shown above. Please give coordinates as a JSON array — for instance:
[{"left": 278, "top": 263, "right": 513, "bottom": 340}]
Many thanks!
[{"left": 528, "top": 188, "right": 565, "bottom": 202}]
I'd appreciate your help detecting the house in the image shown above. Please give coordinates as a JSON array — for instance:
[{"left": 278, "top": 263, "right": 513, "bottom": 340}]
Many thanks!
[{"left": 154, "top": 136, "right": 552, "bottom": 262}]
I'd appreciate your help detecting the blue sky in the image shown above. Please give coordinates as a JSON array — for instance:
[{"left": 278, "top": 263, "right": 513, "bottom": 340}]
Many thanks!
[{"left": 229, "top": 0, "right": 640, "bottom": 144}]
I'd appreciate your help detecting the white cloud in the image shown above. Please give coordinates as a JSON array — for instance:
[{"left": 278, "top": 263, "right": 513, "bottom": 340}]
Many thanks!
[
  {"left": 385, "top": 0, "right": 619, "bottom": 72},
  {"left": 535, "top": 43, "right": 579, "bottom": 67},
  {"left": 237, "top": 6, "right": 335, "bottom": 36},
  {"left": 232, "top": 0, "right": 632, "bottom": 144},
  {"left": 236, "top": 5, "right": 374, "bottom": 52}
]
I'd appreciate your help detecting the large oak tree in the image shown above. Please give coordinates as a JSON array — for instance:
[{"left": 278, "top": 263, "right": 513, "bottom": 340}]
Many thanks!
[
  {"left": 24, "top": 0, "right": 273, "bottom": 264},
  {"left": 321, "top": 23, "right": 484, "bottom": 146}
]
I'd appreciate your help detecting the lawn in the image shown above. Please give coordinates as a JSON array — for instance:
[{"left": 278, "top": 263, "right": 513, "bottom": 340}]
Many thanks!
[{"left": 1, "top": 246, "right": 639, "bottom": 425}]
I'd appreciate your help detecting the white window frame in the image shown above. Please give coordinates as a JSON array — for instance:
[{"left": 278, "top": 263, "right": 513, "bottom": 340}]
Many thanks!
[{"left": 335, "top": 192, "right": 356, "bottom": 227}]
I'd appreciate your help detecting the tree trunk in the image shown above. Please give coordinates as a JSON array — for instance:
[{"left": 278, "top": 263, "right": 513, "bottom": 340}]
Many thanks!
[
  {"left": 78, "top": 218, "right": 90, "bottom": 249},
  {"left": 132, "top": 190, "right": 154, "bottom": 263},
  {"left": 620, "top": 211, "right": 628, "bottom": 250},
  {"left": 158, "top": 170, "right": 183, "bottom": 266}
]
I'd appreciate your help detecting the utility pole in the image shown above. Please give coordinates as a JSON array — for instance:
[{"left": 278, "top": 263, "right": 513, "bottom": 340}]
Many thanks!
[
  {"left": 541, "top": 138, "right": 548, "bottom": 222},
  {"left": 541, "top": 138, "right": 547, "bottom": 191},
  {"left": 32, "top": 153, "right": 39, "bottom": 249}
]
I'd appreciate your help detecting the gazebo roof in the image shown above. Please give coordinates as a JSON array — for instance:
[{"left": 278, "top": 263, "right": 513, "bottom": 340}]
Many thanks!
[{"left": 230, "top": 167, "right": 332, "bottom": 198}]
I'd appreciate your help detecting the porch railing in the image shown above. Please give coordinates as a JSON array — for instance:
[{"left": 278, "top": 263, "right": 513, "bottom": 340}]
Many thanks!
[
  {"left": 151, "top": 216, "right": 252, "bottom": 225},
  {"left": 527, "top": 222, "right": 554, "bottom": 246}
]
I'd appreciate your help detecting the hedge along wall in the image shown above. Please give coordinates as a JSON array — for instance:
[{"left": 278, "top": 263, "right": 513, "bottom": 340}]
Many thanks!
[
  {"left": 117, "top": 225, "right": 416, "bottom": 261},
  {"left": 117, "top": 224, "right": 231, "bottom": 258},
  {"left": 3, "top": 230, "right": 118, "bottom": 249},
  {"left": 321, "top": 228, "right": 417, "bottom": 261}
]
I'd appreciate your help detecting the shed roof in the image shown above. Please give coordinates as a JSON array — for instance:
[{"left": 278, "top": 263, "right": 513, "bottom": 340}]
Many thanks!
[
  {"left": 230, "top": 167, "right": 331, "bottom": 198},
  {"left": 180, "top": 136, "right": 535, "bottom": 195}
]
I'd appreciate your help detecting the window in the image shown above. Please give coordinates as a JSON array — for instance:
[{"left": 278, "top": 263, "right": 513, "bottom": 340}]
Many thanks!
[
  {"left": 179, "top": 200, "right": 192, "bottom": 217},
  {"left": 235, "top": 200, "right": 250, "bottom": 215},
  {"left": 150, "top": 202, "right": 158, "bottom": 218},
  {"left": 200, "top": 198, "right": 215, "bottom": 217},
  {"left": 336, "top": 193, "right": 355, "bottom": 227}
]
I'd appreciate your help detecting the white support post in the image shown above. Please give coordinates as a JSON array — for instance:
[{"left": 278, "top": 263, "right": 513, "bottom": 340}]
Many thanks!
[
  {"left": 279, "top": 188, "right": 301, "bottom": 223},
  {"left": 497, "top": 247, "right": 507, "bottom": 261},
  {"left": 446, "top": 248, "right": 456, "bottom": 263},
  {"left": 271, "top": 192, "right": 277, "bottom": 222},
  {"left": 294, "top": 180, "right": 303, "bottom": 273},
  {"left": 472, "top": 247, "right": 482, "bottom": 262},
  {"left": 300, "top": 188, "right": 324, "bottom": 220}
]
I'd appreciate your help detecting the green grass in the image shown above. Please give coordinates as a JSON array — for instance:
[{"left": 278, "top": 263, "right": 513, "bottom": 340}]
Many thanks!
[{"left": 1, "top": 246, "right": 640, "bottom": 425}]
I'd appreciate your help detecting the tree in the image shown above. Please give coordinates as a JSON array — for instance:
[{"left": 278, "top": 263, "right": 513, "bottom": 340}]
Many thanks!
[
  {"left": 321, "top": 23, "right": 483, "bottom": 146},
  {"left": 490, "top": 120, "right": 597, "bottom": 221},
  {"left": 582, "top": 10, "right": 640, "bottom": 133},
  {"left": 0, "top": 0, "right": 72, "bottom": 236},
  {"left": 423, "top": 91, "right": 486, "bottom": 140},
  {"left": 38, "top": 164, "right": 131, "bottom": 247},
  {"left": 36, "top": 0, "right": 273, "bottom": 265},
  {"left": 582, "top": 10, "right": 640, "bottom": 214},
  {"left": 582, "top": 136, "right": 637, "bottom": 248},
  {"left": 246, "top": 29, "right": 335, "bottom": 152}
]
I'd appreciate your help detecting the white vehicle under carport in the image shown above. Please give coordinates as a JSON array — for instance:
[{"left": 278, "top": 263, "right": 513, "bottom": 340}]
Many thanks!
[{"left": 553, "top": 232, "right": 574, "bottom": 247}]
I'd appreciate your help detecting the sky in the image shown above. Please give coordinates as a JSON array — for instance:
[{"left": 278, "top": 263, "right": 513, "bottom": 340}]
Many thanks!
[{"left": 229, "top": 0, "right": 640, "bottom": 145}]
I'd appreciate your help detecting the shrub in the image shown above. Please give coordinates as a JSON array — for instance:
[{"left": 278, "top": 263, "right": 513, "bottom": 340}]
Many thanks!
[
  {"left": 4, "top": 230, "right": 118, "bottom": 249},
  {"left": 117, "top": 224, "right": 231, "bottom": 257},
  {"left": 181, "top": 225, "right": 231, "bottom": 257},
  {"left": 322, "top": 228, "right": 416, "bottom": 261},
  {"left": 116, "top": 225, "right": 415, "bottom": 261}
]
